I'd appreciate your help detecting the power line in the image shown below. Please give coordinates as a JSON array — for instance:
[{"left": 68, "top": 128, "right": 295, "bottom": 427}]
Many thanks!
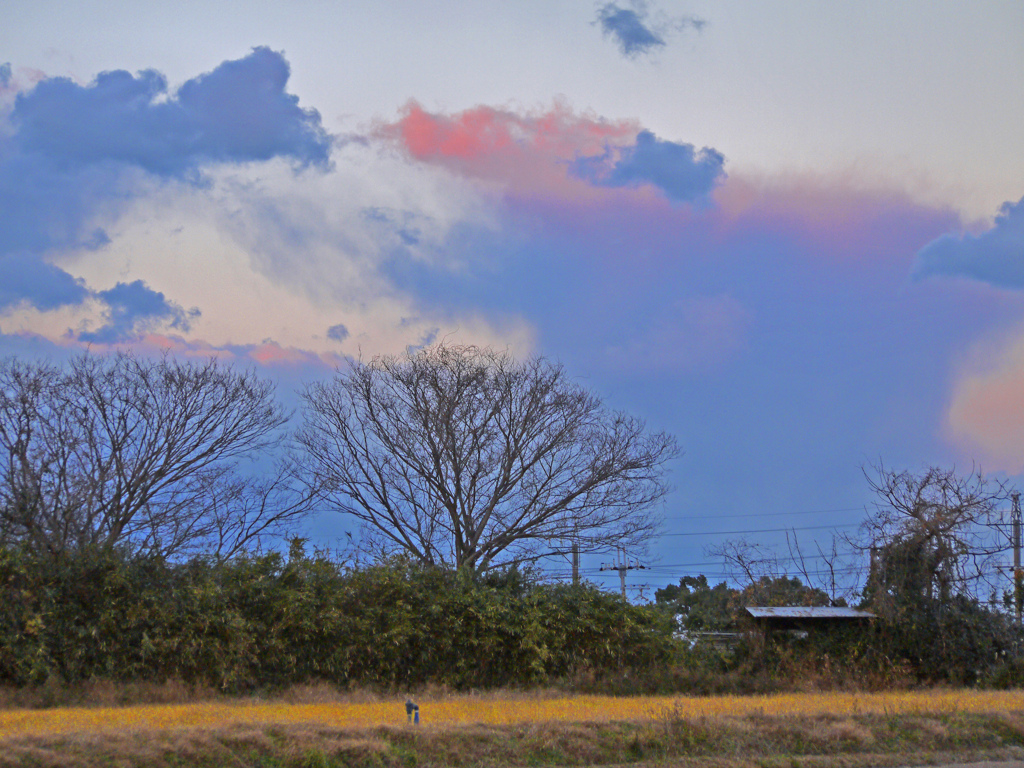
[
  {"left": 569, "top": 551, "right": 866, "bottom": 573},
  {"left": 663, "top": 506, "right": 864, "bottom": 522},
  {"left": 545, "top": 547, "right": 871, "bottom": 579},
  {"left": 661, "top": 523, "right": 858, "bottom": 537}
]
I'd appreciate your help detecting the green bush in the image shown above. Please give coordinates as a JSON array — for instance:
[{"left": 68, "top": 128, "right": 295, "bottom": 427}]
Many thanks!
[{"left": 0, "top": 545, "right": 679, "bottom": 692}]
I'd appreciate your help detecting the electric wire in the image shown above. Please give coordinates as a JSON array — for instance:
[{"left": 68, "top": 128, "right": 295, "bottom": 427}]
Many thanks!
[
  {"left": 661, "top": 523, "right": 858, "bottom": 537},
  {"left": 663, "top": 506, "right": 864, "bottom": 522}
]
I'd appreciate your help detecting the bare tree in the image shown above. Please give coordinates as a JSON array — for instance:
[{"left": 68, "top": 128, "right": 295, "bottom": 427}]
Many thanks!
[
  {"left": 706, "top": 536, "right": 834, "bottom": 608},
  {"left": 190, "top": 460, "right": 318, "bottom": 561},
  {"left": 298, "top": 344, "right": 679, "bottom": 573},
  {"left": 853, "top": 464, "right": 1022, "bottom": 683},
  {"left": 858, "top": 464, "right": 1010, "bottom": 604},
  {"left": 707, "top": 531, "right": 860, "bottom": 606},
  {"left": 707, "top": 537, "right": 782, "bottom": 586},
  {"left": 785, "top": 531, "right": 860, "bottom": 606},
  {"left": 0, "top": 352, "right": 313, "bottom": 559}
]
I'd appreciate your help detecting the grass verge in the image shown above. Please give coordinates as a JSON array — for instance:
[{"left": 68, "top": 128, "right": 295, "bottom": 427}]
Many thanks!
[{"left": 0, "top": 711, "right": 1022, "bottom": 767}]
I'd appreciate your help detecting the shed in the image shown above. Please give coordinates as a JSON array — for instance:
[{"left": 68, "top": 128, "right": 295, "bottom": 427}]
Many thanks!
[{"left": 745, "top": 606, "right": 875, "bottom": 637}]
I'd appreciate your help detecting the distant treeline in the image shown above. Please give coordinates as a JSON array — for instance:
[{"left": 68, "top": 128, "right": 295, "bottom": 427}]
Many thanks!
[{"left": 2, "top": 542, "right": 1022, "bottom": 695}]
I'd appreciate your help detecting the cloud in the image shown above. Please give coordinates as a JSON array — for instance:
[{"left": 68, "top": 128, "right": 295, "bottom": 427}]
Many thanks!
[
  {"left": 0, "top": 48, "right": 330, "bottom": 318},
  {"left": 326, "top": 323, "right": 349, "bottom": 342},
  {"left": 597, "top": 2, "right": 665, "bottom": 57},
  {"left": 914, "top": 196, "right": 1024, "bottom": 288},
  {"left": 0, "top": 63, "right": 47, "bottom": 101},
  {"left": 570, "top": 129, "right": 725, "bottom": 204},
  {"left": 595, "top": 1, "right": 705, "bottom": 58},
  {"left": 0, "top": 148, "right": 122, "bottom": 275},
  {"left": 374, "top": 103, "right": 962, "bottom": 383},
  {"left": 0, "top": 253, "right": 90, "bottom": 311},
  {"left": 381, "top": 100, "right": 637, "bottom": 172},
  {"left": 379, "top": 102, "right": 725, "bottom": 206},
  {"left": 41, "top": 330, "right": 346, "bottom": 374},
  {"left": 363, "top": 207, "right": 421, "bottom": 246},
  {"left": 946, "top": 331, "right": 1024, "bottom": 473},
  {"left": 12, "top": 46, "right": 329, "bottom": 176},
  {"left": 0, "top": 73, "right": 972, "bottom": 428},
  {"left": 715, "top": 174, "right": 960, "bottom": 264},
  {"left": 78, "top": 280, "right": 199, "bottom": 344}
]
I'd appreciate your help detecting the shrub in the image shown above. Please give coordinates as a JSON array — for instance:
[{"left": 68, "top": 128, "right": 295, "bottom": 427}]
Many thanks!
[{"left": 0, "top": 545, "right": 680, "bottom": 692}]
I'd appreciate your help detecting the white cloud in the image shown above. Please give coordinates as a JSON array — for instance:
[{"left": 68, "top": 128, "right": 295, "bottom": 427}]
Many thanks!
[{"left": 18, "top": 146, "right": 531, "bottom": 359}]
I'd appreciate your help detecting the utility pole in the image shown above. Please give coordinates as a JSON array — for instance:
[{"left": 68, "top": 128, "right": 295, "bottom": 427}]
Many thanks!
[
  {"left": 600, "top": 548, "right": 644, "bottom": 599},
  {"left": 571, "top": 542, "right": 580, "bottom": 586},
  {"left": 1013, "top": 492, "right": 1022, "bottom": 626}
]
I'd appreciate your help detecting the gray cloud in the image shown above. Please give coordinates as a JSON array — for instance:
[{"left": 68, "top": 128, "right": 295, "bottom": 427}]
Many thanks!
[
  {"left": 326, "top": 323, "right": 349, "bottom": 342},
  {"left": 0, "top": 253, "right": 90, "bottom": 311},
  {"left": 596, "top": 2, "right": 705, "bottom": 58},
  {"left": 914, "top": 197, "right": 1024, "bottom": 288},
  {"left": 0, "top": 47, "right": 331, "bottom": 334},
  {"left": 570, "top": 129, "right": 725, "bottom": 203},
  {"left": 13, "top": 47, "right": 329, "bottom": 177},
  {"left": 79, "top": 280, "right": 199, "bottom": 344}
]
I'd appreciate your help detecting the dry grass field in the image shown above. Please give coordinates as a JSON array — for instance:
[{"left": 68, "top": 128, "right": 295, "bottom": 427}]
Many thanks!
[
  {"left": 0, "top": 687, "right": 1022, "bottom": 767},
  {"left": 1, "top": 688, "right": 1022, "bottom": 737}
]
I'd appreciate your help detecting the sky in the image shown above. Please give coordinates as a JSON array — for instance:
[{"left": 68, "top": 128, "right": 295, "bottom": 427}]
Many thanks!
[{"left": 2, "top": 0, "right": 1023, "bottom": 598}]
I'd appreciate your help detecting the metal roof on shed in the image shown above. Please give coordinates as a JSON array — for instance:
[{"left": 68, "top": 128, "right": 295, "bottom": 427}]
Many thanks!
[{"left": 745, "top": 606, "right": 875, "bottom": 619}]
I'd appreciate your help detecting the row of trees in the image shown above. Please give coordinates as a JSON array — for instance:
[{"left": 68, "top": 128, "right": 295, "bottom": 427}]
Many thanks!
[
  {"left": 2, "top": 347, "right": 1016, "bottom": 603},
  {"left": 0, "top": 545, "right": 675, "bottom": 690},
  {"left": 0, "top": 346, "right": 678, "bottom": 570},
  {"left": 3, "top": 344, "right": 1020, "bottom": 688},
  {"left": 2, "top": 537, "right": 1016, "bottom": 692}
]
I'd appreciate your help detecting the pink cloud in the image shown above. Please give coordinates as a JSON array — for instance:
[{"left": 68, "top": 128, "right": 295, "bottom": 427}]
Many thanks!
[
  {"left": 158, "top": 336, "right": 345, "bottom": 370},
  {"left": 246, "top": 339, "right": 338, "bottom": 367},
  {"left": 378, "top": 102, "right": 956, "bottom": 272},
  {"left": 946, "top": 336, "right": 1024, "bottom": 473},
  {"left": 377, "top": 100, "right": 640, "bottom": 204},
  {"left": 387, "top": 100, "right": 636, "bottom": 163},
  {"left": 45, "top": 331, "right": 347, "bottom": 371},
  {"left": 1, "top": 67, "right": 48, "bottom": 117},
  {"left": 0, "top": 66, "right": 47, "bottom": 100},
  {"left": 714, "top": 174, "right": 960, "bottom": 265},
  {"left": 396, "top": 102, "right": 516, "bottom": 160},
  {"left": 137, "top": 333, "right": 239, "bottom": 360}
]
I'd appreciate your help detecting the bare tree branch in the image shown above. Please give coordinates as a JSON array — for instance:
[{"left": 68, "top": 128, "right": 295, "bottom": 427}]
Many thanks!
[
  {"left": 856, "top": 463, "right": 1010, "bottom": 604},
  {"left": 707, "top": 537, "right": 781, "bottom": 586},
  {"left": 298, "top": 344, "right": 679, "bottom": 573},
  {"left": 0, "top": 352, "right": 309, "bottom": 558}
]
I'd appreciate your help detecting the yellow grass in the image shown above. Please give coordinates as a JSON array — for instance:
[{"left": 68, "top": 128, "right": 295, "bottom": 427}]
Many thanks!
[{"left": 0, "top": 689, "right": 1021, "bottom": 740}]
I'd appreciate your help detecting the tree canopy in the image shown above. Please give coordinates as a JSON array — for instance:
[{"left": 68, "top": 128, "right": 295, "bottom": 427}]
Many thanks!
[
  {"left": 656, "top": 574, "right": 832, "bottom": 633},
  {"left": 299, "top": 344, "right": 679, "bottom": 573},
  {"left": 0, "top": 352, "right": 311, "bottom": 559}
]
